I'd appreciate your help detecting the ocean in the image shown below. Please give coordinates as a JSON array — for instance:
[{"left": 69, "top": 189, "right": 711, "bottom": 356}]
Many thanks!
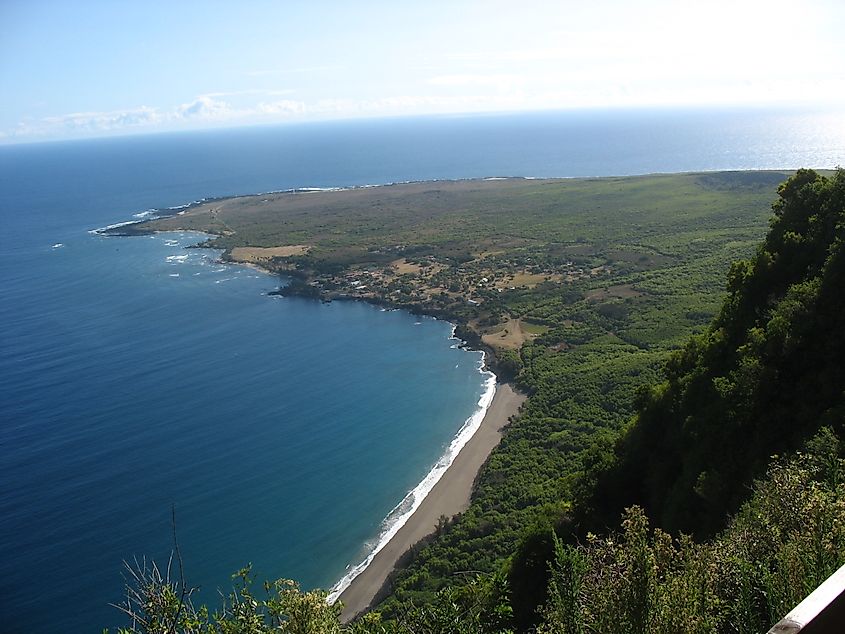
[{"left": 1, "top": 107, "right": 843, "bottom": 633}]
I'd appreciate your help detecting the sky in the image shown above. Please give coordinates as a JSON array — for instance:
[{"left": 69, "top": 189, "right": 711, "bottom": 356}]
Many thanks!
[{"left": 1, "top": 0, "right": 844, "bottom": 143}]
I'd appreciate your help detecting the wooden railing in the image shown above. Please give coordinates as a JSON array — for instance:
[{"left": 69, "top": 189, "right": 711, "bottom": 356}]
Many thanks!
[{"left": 767, "top": 564, "right": 845, "bottom": 634}]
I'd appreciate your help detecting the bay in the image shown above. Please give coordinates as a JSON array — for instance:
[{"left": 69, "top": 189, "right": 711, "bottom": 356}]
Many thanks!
[{"left": 1, "top": 107, "right": 844, "bottom": 633}]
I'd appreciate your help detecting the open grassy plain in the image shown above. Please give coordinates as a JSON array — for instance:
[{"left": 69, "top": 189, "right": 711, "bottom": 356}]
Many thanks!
[{"left": 137, "top": 172, "right": 789, "bottom": 356}]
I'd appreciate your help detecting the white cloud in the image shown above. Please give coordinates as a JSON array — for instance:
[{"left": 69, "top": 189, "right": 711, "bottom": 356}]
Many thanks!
[
  {"left": 184, "top": 94, "right": 308, "bottom": 119},
  {"left": 44, "top": 106, "right": 163, "bottom": 130},
  {"left": 3, "top": 94, "right": 310, "bottom": 140},
  {"left": 176, "top": 95, "right": 235, "bottom": 120},
  {"left": 8, "top": 96, "right": 240, "bottom": 140},
  {"left": 6, "top": 106, "right": 165, "bottom": 139}
]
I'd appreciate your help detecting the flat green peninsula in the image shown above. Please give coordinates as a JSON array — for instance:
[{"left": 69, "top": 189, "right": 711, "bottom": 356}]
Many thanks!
[{"left": 131, "top": 172, "right": 790, "bottom": 366}]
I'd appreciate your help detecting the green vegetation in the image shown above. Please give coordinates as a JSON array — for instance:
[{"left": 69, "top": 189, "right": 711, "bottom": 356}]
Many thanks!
[
  {"left": 578, "top": 168, "right": 845, "bottom": 537},
  {"left": 135, "top": 172, "right": 788, "bottom": 365},
  {"left": 110, "top": 562, "right": 344, "bottom": 634},
  {"left": 539, "top": 430, "right": 845, "bottom": 633},
  {"left": 109, "top": 430, "right": 845, "bottom": 633},
  {"left": 111, "top": 169, "right": 845, "bottom": 632}
]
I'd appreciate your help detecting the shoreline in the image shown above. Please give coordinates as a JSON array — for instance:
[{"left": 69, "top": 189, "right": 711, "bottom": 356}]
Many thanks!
[
  {"left": 326, "top": 363, "right": 496, "bottom": 605},
  {"left": 334, "top": 382, "right": 525, "bottom": 621},
  {"left": 96, "top": 189, "right": 531, "bottom": 621},
  {"left": 98, "top": 215, "right": 522, "bottom": 616}
]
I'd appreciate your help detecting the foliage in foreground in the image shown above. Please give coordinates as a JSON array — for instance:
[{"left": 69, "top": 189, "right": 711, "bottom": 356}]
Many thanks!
[
  {"left": 111, "top": 563, "right": 342, "bottom": 634},
  {"left": 539, "top": 429, "right": 845, "bottom": 633},
  {"left": 110, "top": 429, "right": 845, "bottom": 633},
  {"left": 109, "top": 562, "right": 513, "bottom": 633}
]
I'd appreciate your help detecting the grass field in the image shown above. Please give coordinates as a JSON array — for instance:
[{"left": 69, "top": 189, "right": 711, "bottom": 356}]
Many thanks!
[{"left": 137, "top": 171, "right": 790, "bottom": 356}]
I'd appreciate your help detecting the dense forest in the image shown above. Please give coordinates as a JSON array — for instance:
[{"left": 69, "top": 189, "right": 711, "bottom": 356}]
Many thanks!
[
  {"left": 581, "top": 168, "right": 845, "bottom": 537},
  {"left": 109, "top": 169, "right": 845, "bottom": 633}
]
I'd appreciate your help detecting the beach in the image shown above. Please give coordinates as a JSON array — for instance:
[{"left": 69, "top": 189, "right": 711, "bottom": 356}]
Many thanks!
[{"left": 337, "top": 382, "right": 526, "bottom": 621}]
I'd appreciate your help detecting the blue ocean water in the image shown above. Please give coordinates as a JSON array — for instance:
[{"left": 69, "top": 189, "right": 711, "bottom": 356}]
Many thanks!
[{"left": 1, "top": 107, "right": 844, "bottom": 633}]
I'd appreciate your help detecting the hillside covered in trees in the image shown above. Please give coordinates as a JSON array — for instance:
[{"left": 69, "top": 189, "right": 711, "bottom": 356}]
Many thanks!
[
  {"left": 109, "top": 169, "right": 845, "bottom": 633},
  {"left": 580, "top": 168, "right": 845, "bottom": 538}
]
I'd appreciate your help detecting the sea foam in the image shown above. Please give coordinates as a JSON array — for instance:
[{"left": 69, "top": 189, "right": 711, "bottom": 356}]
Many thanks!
[
  {"left": 327, "top": 353, "right": 496, "bottom": 604},
  {"left": 89, "top": 219, "right": 142, "bottom": 234}
]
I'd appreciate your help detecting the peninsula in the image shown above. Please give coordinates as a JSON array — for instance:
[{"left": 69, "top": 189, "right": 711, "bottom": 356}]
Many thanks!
[{"left": 113, "top": 173, "right": 790, "bottom": 367}]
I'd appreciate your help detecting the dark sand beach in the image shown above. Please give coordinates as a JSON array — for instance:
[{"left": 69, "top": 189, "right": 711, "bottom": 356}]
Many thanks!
[{"left": 338, "top": 383, "right": 525, "bottom": 621}]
